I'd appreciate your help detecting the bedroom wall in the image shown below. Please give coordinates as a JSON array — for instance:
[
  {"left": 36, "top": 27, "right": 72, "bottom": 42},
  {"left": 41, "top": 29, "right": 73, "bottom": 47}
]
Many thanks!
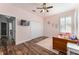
[
  {"left": 43, "top": 10, "right": 75, "bottom": 37},
  {"left": 0, "top": 4, "right": 43, "bottom": 45}
]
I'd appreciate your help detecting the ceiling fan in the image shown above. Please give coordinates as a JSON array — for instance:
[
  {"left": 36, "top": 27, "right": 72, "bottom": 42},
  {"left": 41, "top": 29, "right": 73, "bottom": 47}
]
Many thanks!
[{"left": 32, "top": 3, "right": 53, "bottom": 13}]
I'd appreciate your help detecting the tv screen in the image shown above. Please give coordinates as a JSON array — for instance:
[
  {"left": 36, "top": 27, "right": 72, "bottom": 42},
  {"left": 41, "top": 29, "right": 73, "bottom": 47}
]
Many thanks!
[{"left": 20, "top": 20, "right": 30, "bottom": 26}]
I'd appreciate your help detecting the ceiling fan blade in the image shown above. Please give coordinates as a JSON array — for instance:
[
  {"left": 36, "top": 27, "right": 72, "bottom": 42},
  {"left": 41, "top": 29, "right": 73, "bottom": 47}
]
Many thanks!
[
  {"left": 46, "top": 10, "right": 49, "bottom": 12},
  {"left": 47, "top": 6, "right": 53, "bottom": 9},
  {"left": 32, "top": 10, "right": 36, "bottom": 12},
  {"left": 37, "top": 7, "right": 43, "bottom": 9},
  {"left": 40, "top": 10, "right": 43, "bottom": 13}
]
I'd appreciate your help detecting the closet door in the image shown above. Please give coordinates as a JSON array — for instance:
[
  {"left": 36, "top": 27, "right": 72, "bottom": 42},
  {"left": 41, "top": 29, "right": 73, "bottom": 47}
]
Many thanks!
[{"left": 30, "top": 21, "right": 43, "bottom": 39}]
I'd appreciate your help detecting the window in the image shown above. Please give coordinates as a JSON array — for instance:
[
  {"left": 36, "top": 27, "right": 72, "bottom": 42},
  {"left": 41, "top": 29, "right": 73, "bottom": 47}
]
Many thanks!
[{"left": 60, "top": 16, "right": 72, "bottom": 33}]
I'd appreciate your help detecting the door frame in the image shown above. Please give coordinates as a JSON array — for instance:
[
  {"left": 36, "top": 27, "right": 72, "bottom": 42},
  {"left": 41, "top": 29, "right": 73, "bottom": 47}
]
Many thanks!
[{"left": 0, "top": 14, "right": 16, "bottom": 44}]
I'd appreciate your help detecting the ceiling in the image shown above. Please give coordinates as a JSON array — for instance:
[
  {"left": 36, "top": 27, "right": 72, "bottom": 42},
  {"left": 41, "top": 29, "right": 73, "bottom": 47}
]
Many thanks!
[{"left": 0, "top": 3, "right": 78, "bottom": 16}]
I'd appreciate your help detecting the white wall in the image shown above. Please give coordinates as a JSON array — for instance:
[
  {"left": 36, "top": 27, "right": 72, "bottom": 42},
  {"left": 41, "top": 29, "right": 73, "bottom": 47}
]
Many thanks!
[
  {"left": 0, "top": 4, "right": 43, "bottom": 45},
  {"left": 43, "top": 15, "right": 60, "bottom": 37},
  {"left": 43, "top": 10, "right": 75, "bottom": 37}
]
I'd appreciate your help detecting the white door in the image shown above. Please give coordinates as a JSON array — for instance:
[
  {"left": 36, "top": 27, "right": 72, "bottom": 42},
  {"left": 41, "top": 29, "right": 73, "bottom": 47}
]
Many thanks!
[{"left": 30, "top": 21, "right": 43, "bottom": 39}]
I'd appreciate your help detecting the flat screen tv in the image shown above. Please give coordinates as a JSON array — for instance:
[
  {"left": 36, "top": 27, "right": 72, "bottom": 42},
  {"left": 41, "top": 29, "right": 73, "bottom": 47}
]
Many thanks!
[{"left": 20, "top": 20, "right": 30, "bottom": 26}]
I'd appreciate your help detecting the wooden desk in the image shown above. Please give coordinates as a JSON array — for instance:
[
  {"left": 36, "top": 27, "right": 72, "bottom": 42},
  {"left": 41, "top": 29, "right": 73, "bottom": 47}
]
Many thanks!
[{"left": 53, "top": 37, "right": 77, "bottom": 54}]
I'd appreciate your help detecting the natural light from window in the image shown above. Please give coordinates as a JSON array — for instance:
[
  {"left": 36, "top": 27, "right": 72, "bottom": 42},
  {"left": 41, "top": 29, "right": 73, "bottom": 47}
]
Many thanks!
[{"left": 60, "top": 16, "right": 72, "bottom": 33}]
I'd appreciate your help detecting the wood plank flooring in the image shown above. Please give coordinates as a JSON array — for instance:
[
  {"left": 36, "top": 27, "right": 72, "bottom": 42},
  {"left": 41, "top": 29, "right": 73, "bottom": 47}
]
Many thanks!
[{"left": 0, "top": 36, "right": 56, "bottom": 55}]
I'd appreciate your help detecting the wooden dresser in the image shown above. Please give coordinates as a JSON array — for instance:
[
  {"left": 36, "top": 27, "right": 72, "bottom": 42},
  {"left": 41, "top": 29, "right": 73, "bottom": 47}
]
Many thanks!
[{"left": 53, "top": 37, "right": 77, "bottom": 54}]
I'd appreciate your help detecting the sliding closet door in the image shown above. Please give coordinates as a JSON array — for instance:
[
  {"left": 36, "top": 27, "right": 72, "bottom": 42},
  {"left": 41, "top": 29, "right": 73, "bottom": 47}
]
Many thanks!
[{"left": 30, "top": 21, "right": 43, "bottom": 39}]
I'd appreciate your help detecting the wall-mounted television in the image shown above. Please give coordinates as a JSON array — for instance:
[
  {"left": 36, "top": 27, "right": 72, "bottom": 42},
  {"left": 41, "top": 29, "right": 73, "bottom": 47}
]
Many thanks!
[{"left": 20, "top": 20, "right": 30, "bottom": 26}]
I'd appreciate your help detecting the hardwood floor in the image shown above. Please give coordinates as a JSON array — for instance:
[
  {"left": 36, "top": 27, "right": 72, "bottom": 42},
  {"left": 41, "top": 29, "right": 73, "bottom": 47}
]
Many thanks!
[
  {"left": 0, "top": 36, "right": 56, "bottom": 55},
  {"left": 28, "top": 36, "right": 48, "bottom": 43}
]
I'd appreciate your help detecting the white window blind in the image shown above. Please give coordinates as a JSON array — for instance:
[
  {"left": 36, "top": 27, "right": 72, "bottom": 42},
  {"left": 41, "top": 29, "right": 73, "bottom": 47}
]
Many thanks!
[{"left": 60, "top": 16, "right": 72, "bottom": 33}]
